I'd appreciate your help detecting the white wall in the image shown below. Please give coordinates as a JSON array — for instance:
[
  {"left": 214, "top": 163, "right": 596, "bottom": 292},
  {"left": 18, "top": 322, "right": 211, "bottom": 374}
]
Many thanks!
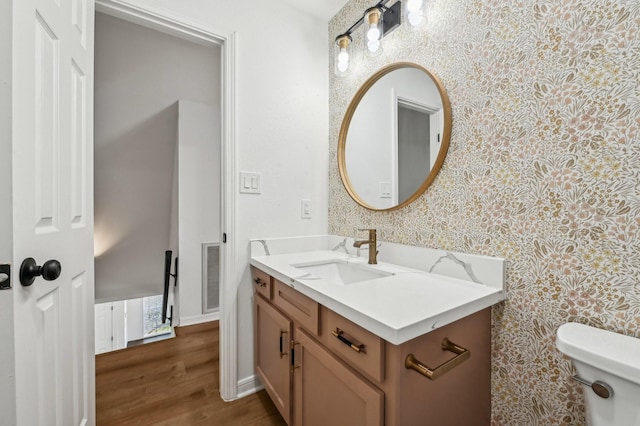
[
  {"left": 116, "top": 0, "right": 330, "bottom": 385},
  {"left": 0, "top": 0, "right": 16, "bottom": 423},
  {"left": 178, "top": 100, "right": 220, "bottom": 323},
  {"left": 94, "top": 12, "right": 221, "bottom": 303}
]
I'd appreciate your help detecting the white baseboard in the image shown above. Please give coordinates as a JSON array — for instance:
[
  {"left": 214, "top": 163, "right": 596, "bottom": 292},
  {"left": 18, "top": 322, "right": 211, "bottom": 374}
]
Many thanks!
[
  {"left": 178, "top": 311, "right": 219, "bottom": 327},
  {"left": 236, "top": 375, "right": 263, "bottom": 399}
]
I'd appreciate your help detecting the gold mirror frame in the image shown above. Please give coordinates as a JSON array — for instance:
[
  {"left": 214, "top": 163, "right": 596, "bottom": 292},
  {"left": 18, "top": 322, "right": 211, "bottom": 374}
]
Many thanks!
[{"left": 338, "top": 62, "right": 452, "bottom": 211}]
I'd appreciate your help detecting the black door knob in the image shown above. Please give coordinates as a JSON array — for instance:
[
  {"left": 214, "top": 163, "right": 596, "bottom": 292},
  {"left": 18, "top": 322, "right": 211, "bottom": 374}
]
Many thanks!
[{"left": 19, "top": 258, "right": 62, "bottom": 287}]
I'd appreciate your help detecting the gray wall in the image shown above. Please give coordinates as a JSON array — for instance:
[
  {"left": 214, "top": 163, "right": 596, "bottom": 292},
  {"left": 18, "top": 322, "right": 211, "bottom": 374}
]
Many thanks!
[
  {"left": 94, "top": 12, "right": 221, "bottom": 302},
  {"left": 398, "top": 106, "right": 430, "bottom": 202}
]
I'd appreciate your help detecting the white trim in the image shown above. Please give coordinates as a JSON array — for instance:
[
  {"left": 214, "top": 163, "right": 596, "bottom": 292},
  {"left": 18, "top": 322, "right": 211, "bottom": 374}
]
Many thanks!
[
  {"left": 390, "top": 88, "right": 399, "bottom": 206},
  {"left": 236, "top": 375, "right": 263, "bottom": 399},
  {"left": 178, "top": 312, "right": 220, "bottom": 327},
  {"left": 95, "top": 0, "right": 225, "bottom": 46},
  {"left": 94, "top": 0, "right": 239, "bottom": 401},
  {"left": 396, "top": 96, "right": 440, "bottom": 114},
  {"left": 219, "top": 31, "right": 238, "bottom": 402}
]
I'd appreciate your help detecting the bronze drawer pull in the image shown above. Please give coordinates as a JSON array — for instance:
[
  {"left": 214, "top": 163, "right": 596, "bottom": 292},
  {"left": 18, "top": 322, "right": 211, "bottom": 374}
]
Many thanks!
[
  {"left": 254, "top": 277, "right": 267, "bottom": 288},
  {"left": 279, "top": 330, "right": 288, "bottom": 359},
  {"left": 332, "top": 328, "right": 365, "bottom": 353},
  {"left": 405, "top": 338, "right": 470, "bottom": 380},
  {"left": 290, "top": 341, "right": 300, "bottom": 373}
]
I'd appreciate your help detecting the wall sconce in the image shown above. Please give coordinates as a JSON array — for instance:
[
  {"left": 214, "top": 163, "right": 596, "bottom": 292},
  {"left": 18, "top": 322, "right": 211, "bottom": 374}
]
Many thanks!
[
  {"left": 334, "top": 34, "right": 352, "bottom": 76},
  {"left": 364, "top": 7, "right": 383, "bottom": 54},
  {"left": 334, "top": 0, "right": 403, "bottom": 76}
]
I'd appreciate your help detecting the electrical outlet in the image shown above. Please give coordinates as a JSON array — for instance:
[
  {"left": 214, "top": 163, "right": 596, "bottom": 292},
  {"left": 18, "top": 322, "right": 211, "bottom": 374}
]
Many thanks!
[{"left": 301, "top": 199, "right": 312, "bottom": 219}]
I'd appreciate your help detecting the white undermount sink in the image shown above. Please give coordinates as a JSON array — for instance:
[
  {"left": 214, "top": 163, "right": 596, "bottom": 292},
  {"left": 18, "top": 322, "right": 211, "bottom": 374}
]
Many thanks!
[{"left": 293, "top": 260, "right": 393, "bottom": 285}]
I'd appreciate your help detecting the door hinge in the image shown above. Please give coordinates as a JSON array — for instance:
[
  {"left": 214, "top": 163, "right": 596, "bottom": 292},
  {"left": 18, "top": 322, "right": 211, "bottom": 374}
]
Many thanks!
[
  {"left": 0, "top": 264, "right": 11, "bottom": 290},
  {"left": 223, "top": 233, "right": 227, "bottom": 244},
  {"left": 111, "top": 336, "right": 114, "bottom": 342}
]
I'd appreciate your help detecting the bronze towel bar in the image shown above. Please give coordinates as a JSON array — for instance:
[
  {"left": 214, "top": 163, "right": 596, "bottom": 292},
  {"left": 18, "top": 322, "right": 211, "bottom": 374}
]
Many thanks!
[{"left": 405, "top": 338, "right": 470, "bottom": 380}]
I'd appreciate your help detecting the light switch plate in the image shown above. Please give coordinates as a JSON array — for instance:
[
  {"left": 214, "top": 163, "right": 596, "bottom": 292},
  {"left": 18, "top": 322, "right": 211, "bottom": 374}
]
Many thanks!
[
  {"left": 301, "top": 199, "right": 312, "bottom": 219},
  {"left": 240, "top": 172, "right": 261, "bottom": 194},
  {"left": 379, "top": 181, "right": 392, "bottom": 198}
]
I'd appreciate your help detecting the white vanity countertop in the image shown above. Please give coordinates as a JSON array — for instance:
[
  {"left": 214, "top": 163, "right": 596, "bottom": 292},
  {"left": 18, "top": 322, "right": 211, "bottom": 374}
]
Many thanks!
[{"left": 250, "top": 250, "right": 505, "bottom": 345}]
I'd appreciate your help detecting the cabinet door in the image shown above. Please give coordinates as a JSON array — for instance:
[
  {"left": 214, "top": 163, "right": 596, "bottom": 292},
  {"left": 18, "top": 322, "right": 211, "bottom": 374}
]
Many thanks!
[
  {"left": 294, "top": 329, "right": 384, "bottom": 426},
  {"left": 256, "top": 294, "right": 292, "bottom": 424}
]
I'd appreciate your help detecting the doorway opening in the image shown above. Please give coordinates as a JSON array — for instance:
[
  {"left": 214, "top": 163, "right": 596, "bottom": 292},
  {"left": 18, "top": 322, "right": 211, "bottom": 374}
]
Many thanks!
[
  {"left": 93, "top": 11, "right": 221, "bottom": 351},
  {"left": 94, "top": 0, "right": 238, "bottom": 400}
]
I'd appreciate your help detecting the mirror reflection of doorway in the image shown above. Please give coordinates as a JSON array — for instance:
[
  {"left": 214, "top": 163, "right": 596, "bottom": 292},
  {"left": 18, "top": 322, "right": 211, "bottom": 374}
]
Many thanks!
[
  {"left": 397, "top": 104, "right": 431, "bottom": 202},
  {"left": 395, "top": 97, "right": 441, "bottom": 203}
]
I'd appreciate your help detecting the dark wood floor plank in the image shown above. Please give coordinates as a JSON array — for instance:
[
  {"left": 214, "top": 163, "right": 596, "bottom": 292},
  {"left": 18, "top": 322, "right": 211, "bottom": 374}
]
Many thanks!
[{"left": 96, "top": 321, "right": 286, "bottom": 426}]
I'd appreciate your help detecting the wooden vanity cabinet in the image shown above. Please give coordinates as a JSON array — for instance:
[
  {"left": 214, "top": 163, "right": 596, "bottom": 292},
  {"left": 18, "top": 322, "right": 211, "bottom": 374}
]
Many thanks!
[
  {"left": 294, "top": 328, "right": 384, "bottom": 426},
  {"left": 272, "top": 278, "right": 319, "bottom": 334},
  {"left": 252, "top": 267, "right": 272, "bottom": 299},
  {"left": 252, "top": 267, "right": 491, "bottom": 426},
  {"left": 255, "top": 293, "right": 293, "bottom": 424}
]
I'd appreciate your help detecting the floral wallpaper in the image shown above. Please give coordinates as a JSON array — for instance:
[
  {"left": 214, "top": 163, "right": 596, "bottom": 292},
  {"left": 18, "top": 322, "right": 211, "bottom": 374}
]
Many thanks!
[{"left": 329, "top": 0, "right": 640, "bottom": 424}]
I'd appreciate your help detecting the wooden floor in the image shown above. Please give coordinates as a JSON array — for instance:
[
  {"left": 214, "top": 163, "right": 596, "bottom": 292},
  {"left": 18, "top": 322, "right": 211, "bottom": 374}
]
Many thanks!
[{"left": 96, "top": 321, "right": 287, "bottom": 425}]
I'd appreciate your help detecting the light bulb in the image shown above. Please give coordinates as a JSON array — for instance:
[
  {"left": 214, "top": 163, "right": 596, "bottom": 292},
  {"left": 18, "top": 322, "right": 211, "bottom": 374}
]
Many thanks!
[
  {"left": 406, "top": 0, "right": 425, "bottom": 26},
  {"left": 334, "top": 34, "right": 352, "bottom": 76},
  {"left": 366, "top": 26, "right": 381, "bottom": 42},
  {"left": 364, "top": 7, "right": 383, "bottom": 50},
  {"left": 337, "top": 49, "right": 349, "bottom": 71},
  {"left": 407, "top": 0, "right": 423, "bottom": 12},
  {"left": 408, "top": 11, "right": 424, "bottom": 26},
  {"left": 367, "top": 39, "right": 380, "bottom": 53},
  {"left": 338, "top": 49, "right": 349, "bottom": 63}
]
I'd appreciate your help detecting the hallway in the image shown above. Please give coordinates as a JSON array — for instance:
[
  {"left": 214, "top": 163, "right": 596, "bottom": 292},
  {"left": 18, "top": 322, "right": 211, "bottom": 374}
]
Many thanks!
[{"left": 96, "top": 321, "right": 286, "bottom": 425}]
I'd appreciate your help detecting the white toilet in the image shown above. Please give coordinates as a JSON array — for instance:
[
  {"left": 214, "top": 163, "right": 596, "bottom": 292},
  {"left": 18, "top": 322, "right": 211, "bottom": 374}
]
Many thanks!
[{"left": 556, "top": 322, "right": 640, "bottom": 426}]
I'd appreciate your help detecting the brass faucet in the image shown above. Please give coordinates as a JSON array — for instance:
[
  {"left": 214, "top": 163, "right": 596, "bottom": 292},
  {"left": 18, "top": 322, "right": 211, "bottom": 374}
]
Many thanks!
[{"left": 353, "top": 228, "right": 378, "bottom": 264}]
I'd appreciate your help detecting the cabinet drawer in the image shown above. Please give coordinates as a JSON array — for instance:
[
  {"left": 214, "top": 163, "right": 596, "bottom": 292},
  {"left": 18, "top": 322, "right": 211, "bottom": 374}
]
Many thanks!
[
  {"left": 273, "top": 279, "right": 319, "bottom": 335},
  {"left": 322, "top": 308, "right": 385, "bottom": 383},
  {"left": 251, "top": 266, "right": 272, "bottom": 299}
]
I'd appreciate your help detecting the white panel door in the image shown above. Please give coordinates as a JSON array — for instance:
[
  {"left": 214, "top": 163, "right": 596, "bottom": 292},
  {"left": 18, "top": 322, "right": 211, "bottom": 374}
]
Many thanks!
[
  {"left": 94, "top": 303, "right": 114, "bottom": 355},
  {"left": 95, "top": 301, "right": 127, "bottom": 354},
  {"left": 12, "top": 0, "right": 95, "bottom": 424},
  {"left": 112, "top": 300, "right": 127, "bottom": 349}
]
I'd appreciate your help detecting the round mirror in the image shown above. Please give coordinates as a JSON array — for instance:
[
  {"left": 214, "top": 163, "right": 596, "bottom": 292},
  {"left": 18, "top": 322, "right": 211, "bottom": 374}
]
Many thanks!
[{"left": 338, "top": 63, "right": 451, "bottom": 211}]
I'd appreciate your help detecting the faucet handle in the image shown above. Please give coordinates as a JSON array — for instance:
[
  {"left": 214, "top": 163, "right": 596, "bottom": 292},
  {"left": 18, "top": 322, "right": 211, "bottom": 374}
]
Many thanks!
[{"left": 357, "top": 228, "right": 377, "bottom": 240}]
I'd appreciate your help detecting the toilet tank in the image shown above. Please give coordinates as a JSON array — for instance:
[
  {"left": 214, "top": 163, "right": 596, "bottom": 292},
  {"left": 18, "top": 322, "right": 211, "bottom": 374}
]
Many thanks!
[
  {"left": 557, "top": 323, "right": 640, "bottom": 426},
  {"left": 556, "top": 322, "right": 640, "bottom": 385}
]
